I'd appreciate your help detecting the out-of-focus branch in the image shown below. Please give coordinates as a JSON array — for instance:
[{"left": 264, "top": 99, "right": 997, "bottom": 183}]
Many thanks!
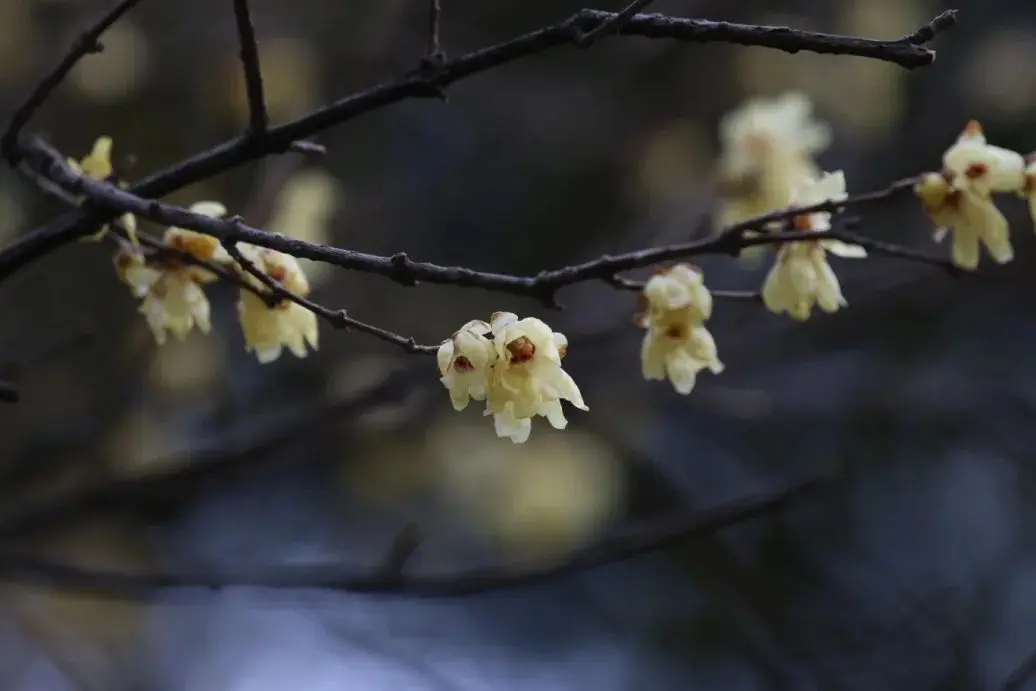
[
  {"left": 0, "top": 381, "right": 18, "bottom": 403},
  {"left": 0, "top": 478, "right": 826, "bottom": 598},
  {"left": 0, "top": 7, "right": 956, "bottom": 284},
  {"left": 231, "top": 0, "right": 268, "bottom": 136},
  {"left": 1003, "top": 649, "right": 1036, "bottom": 691},
  {"left": 0, "top": 0, "right": 148, "bottom": 162}
]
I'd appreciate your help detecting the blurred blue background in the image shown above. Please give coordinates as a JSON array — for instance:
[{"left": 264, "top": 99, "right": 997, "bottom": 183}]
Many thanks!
[{"left": 3, "top": 0, "right": 1036, "bottom": 689}]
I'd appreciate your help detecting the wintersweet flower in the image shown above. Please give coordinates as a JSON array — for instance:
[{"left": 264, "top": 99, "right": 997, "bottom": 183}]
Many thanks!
[
  {"left": 232, "top": 241, "right": 319, "bottom": 364},
  {"left": 113, "top": 201, "right": 231, "bottom": 344},
  {"left": 715, "top": 92, "right": 831, "bottom": 261},
  {"left": 761, "top": 171, "right": 865, "bottom": 320},
  {"left": 637, "top": 264, "right": 723, "bottom": 395},
  {"left": 474, "top": 312, "right": 587, "bottom": 443},
  {"left": 68, "top": 136, "right": 138, "bottom": 246},
  {"left": 436, "top": 320, "right": 497, "bottom": 411},
  {"left": 942, "top": 120, "right": 1025, "bottom": 196}
]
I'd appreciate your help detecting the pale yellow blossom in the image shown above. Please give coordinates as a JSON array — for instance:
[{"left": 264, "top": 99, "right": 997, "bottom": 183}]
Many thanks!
[
  {"left": 915, "top": 120, "right": 1024, "bottom": 269},
  {"left": 637, "top": 264, "right": 723, "bottom": 395},
  {"left": 715, "top": 92, "right": 830, "bottom": 261},
  {"left": 481, "top": 312, "right": 587, "bottom": 443},
  {"left": 113, "top": 202, "right": 228, "bottom": 344},
  {"left": 943, "top": 120, "right": 1025, "bottom": 195},
  {"left": 436, "top": 320, "right": 497, "bottom": 411},
  {"left": 114, "top": 251, "right": 214, "bottom": 345},
  {"left": 232, "top": 241, "right": 319, "bottom": 363},
  {"left": 915, "top": 172, "right": 1012, "bottom": 270},
  {"left": 761, "top": 171, "right": 864, "bottom": 320},
  {"left": 237, "top": 291, "right": 319, "bottom": 364},
  {"left": 68, "top": 136, "right": 137, "bottom": 246}
]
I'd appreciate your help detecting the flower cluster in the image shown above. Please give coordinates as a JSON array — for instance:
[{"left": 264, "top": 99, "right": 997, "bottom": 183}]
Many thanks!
[
  {"left": 110, "top": 201, "right": 319, "bottom": 364},
  {"left": 75, "top": 98, "right": 1036, "bottom": 446},
  {"left": 437, "top": 312, "right": 587, "bottom": 443},
  {"left": 914, "top": 120, "right": 1036, "bottom": 270}
]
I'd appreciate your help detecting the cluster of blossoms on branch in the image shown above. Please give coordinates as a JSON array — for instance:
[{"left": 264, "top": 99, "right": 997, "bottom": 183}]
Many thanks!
[
  {"left": 69, "top": 88, "right": 1036, "bottom": 444},
  {"left": 70, "top": 137, "right": 319, "bottom": 364}
]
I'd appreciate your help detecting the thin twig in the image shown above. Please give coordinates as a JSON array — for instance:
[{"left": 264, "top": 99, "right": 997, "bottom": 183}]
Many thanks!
[
  {"left": 232, "top": 0, "right": 268, "bottom": 136},
  {"left": 427, "top": 0, "right": 443, "bottom": 59},
  {"left": 222, "top": 233, "right": 440, "bottom": 354},
  {"left": 903, "top": 9, "right": 958, "bottom": 45},
  {"left": 0, "top": 0, "right": 149, "bottom": 162},
  {"left": 19, "top": 139, "right": 957, "bottom": 310},
  {"left": 0, "top": 477, "right": 825, "bottom": 598},
  {"left": 576, "top": 0, "right": 658, "bottom": 47},
  {"left": 0, "top": 8, "right": 955, "bottom": 284}
]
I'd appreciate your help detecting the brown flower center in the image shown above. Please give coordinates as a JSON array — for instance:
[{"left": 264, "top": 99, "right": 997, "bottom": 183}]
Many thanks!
[
  {"left": 964, "top": 162, "right": 988, "bottom": 180},
  {"left": 506, "top": 336, "right": 536, "bottom": 363},
  {"left": 453, "top": 355, "right": 474, "bottom": 372}
]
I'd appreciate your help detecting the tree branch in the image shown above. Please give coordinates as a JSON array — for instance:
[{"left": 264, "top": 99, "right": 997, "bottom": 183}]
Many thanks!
[
  {"left": 0, "top": 0, "right": 149, "bottom": 163},
  {"left": 18, "top": 137, "right": 959, "bottom": 313},
  {"left": 0, "top": 477, "right": 826, "bottom": 598},
  {"left": 222, "top": 233, "right": 440, "bottom": 354},
  {"left": 0, "top": 8, "right": 955, "bottom": 285},
  {"left": 231, "top": 0, "right": 268, "bottom": 137},
  {"left": 576, "top": 0, "right": 659, "bottom": 47}
]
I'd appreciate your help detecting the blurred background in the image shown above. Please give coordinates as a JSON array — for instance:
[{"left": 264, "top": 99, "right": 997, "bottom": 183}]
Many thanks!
[{"left": 1, "top": 0, "right": 1036, "bottom": 689}]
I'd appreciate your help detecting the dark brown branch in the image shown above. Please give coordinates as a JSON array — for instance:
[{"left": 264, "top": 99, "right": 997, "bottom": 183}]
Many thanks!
[
  {"left": 576, "top": 0, "right": 658, "bottom": 47},
  {"left": 904, "top": 9, "right": 958, "bottom": 45},
  {"left": 18, "top": 139, "right": 957, "bottom": 310},
  {"left": 222, "top": 234, "right": 440, "bottom": 354},
  {"left": 0, "top": 8, "right": 955, "bottom": 284},
  {"left": 0, "top": 477, "right": 825, "bottom": 598},
  {"left": 0, "top": 0, "right": 148, "bottom": 162},
  {"left": 232, "top": 0, "right": 268, "bottom": 136}
]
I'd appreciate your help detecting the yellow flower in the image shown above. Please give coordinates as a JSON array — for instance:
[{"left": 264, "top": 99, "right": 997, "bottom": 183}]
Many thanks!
[
  {"left": 436, "top": 320, "right": 497, "bottom": 411},
  {"left": 942, "top": 120, "right": 1025, "bottom": 196},
  {"left": 761, "top": 171, "right": 864, "bottom": 320},
  {"left": 232, "top": 241, "right": 319, "bottom": 364},
  {"left": 113, "top": 202, "right": 228, "bottom": 344},
  {"left": 916, "top": 172, "right": 1012, "bottom": 270},
  {"left": 915, "top": 120, "right": 1025, "bottom": 269},
  {"left": 237, "top": 291, "right": 319, "bottom": 364},
  {"left": 637, "top": 264, "right": 723, "bottom": 395},
  {"left": 68, "top": 136, "right": 138, "bottom": 247},
  {"left": 462, "top": 312, "right": 588, "bottom": 444},
  {"left": 715, "top": 92, "right": 830, "bottom": 262}
]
